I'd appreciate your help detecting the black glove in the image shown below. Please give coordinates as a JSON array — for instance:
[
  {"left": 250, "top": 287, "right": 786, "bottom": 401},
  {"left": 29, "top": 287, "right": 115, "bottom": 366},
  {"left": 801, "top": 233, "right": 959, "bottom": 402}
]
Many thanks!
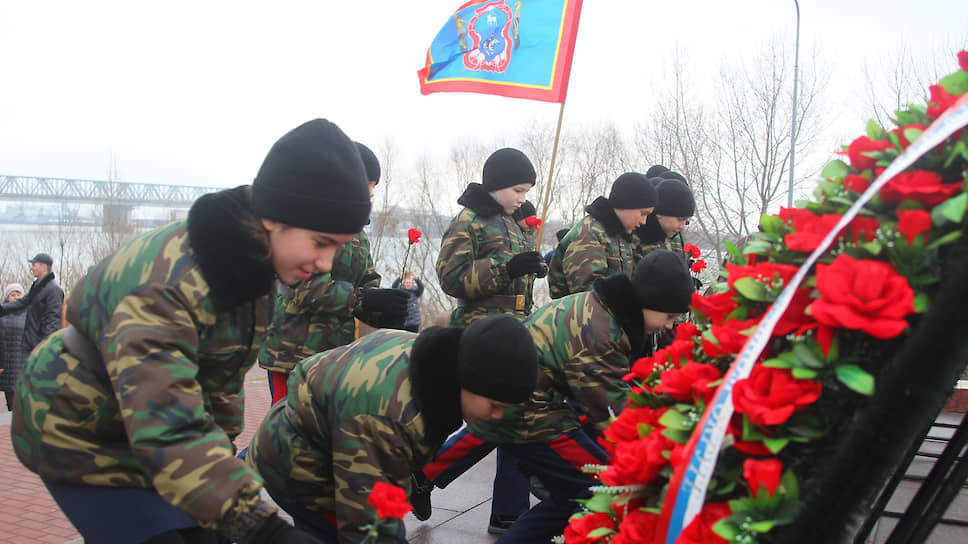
[
  {"left": 506, "top": 251, "right": 548, "bottom": 279},
  {"left": 357, "top": 288, "right": 409, "bottom": 329},
  {"left": 239, "top": 514, "right": 322, "bottom": 544}
]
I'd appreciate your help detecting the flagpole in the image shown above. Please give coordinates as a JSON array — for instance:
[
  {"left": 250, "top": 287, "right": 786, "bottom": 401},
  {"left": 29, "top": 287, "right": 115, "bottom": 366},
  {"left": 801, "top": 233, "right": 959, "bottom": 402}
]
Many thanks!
[{"left": 535, "top": 101, "right": 566, "bottom": 253}]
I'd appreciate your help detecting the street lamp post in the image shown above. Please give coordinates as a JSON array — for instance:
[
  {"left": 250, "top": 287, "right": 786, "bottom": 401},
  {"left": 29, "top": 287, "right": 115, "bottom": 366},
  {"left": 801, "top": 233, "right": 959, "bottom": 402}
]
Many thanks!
[{"left": 788, "top": 0, "right": 800, "bottom": 207}]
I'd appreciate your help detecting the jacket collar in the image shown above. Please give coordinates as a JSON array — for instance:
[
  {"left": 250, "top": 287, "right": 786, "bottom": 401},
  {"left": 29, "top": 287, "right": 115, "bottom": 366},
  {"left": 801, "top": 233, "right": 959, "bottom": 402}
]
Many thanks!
[
  {"left": 593, "top": 274, "right": 652, "bottom": 360},
  {"left": 457, "top": 183, "right": 505, "bottom": 219},
  {"left": 187, "top": 185, "right": 275, "bottom": 313},
  {"left": 586, "top": 196, "right": 630, "bottom": 238},
  {"left": 409, "top": 327, "right": 465, "bottom": 445},
  {"left": 634, "top": 214, "right": 667, "bottom": 245}
]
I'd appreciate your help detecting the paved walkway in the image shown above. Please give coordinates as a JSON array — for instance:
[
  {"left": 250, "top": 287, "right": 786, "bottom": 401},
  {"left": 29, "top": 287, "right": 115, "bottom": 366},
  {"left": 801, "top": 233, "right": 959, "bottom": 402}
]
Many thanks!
[{"left": 0, "top": 367, "right": 504, "bottom": 544}]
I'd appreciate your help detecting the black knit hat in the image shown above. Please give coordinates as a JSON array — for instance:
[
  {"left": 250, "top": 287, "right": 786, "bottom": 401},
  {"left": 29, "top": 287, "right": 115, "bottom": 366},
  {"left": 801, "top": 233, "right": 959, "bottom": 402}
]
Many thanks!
[
  {"left": 608, "top": 172, "right": 658, "bottom": 210},
  {"left": 355, "top": 142, "right": 381, "bottom": 184},
  {"left": 659, "top": 170, "right": 688, "bottom": 185},
  {"left": 512, "top": 200, "right": 537, "bottom": 222},
  {"left": 654, "top": 179, "right": 696, "bottom": 217},
  {"left": 457, "top": 315, "right": 538, "bottom": 404},
  {"left": 252, "top": 119, "right": 371, "bottom": 234},
  {"left": 631, "top": 249, "right": 695, "bottom": 313},
  {"left": 482, "top": 148, "right": 536, "bottom": 191},
  {"left": 646, "top": 164, "right": 670, "bottom": 178}
]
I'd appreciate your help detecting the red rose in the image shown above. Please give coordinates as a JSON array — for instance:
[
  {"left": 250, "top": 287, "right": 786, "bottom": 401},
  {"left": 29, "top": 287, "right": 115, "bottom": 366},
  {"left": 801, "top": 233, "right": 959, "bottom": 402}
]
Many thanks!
[
  {"left": 843, "top": 135, "right": 893, "bottom": 172},
  {"left": 602, "top": 405, "right": 668, "bottom": 454},
  {"left": 784, "top": 212, "right": 879, "bottom": 253},
  {"left": 743, "top": 458, "right": 784, "bottom": 498},
  {"left": 601, "top": 430, "right": 675, "bottom": 486},
  {"left": 612, "top": 509, "right": 660, "bottom": 544},
  {"left": 732, "top": 365, "right": 822, "bottom": 426},
  {"left": 773, "top": 287, "right": 818, "bottom": 337},
  {"left": 959, "top": 50, "right": 968, "bottom": 72},
  {"left": 880, "top": 170, "right": 963, "bottom": 207},
  {"left": 890, "top": 124, "right": 928, "bottom": 148},
  {"left": 809, "top": 253, "right": 915, "bottom": 339},
  {"left": 728, "top": 414, "right": 775, "bottom": 456},
  {"left": 563, "top": 512, "right": 617, "bottom": 544},
  {"left": 676, "top": 502, "right": 731, "bottom": 544},
  {"left": 702, "top": 318, "right": 759, "bottom": 359},
  {"left": 368, "top": 482, "right": 412, "bottom": 519},
  {"left": 844, "top": 174, "right": 871, "bottom": 192},
  {"left": 926, "top": 84, "right": 961, "bottom": 120},
  {"left": 692, "top": 292, "right": 739, "bottom": 326},
  {"left": 683, "top": 243, "right": 701, "bottom": 259},
  {"left": 407, "top": 228, "right": 422, "bottom": 244},
  {"left": 726, "top": 262, "right": 799, "bottom": 291},
  {"left": 690, "top": 259, "right": 707, "bottom": 273},
  {"left": 525, "top": 216, "right": 543, "bottom": 227},
  {"left": 848, "top": 216, "right": 880, "bottom": 243},
  {"left": 655, "top": 361, "right": 722, "bottom": 404},
  {"left": 675, "top": 321, "right": 700, "bottom": 342},
  {"left": 897, "top": 209, "right": 933, "bottom": 245}
]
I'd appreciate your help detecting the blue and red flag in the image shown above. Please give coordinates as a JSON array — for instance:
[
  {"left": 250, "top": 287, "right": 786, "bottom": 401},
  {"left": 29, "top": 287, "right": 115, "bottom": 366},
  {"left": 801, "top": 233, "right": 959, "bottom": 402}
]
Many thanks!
[{"left": 417, "top": 0, "right": 583, "bottom": 103}]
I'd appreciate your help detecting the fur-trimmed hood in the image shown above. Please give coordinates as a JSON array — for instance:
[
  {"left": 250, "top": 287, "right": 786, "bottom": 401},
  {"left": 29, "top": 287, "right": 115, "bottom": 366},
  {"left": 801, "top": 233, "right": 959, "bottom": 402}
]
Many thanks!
[
  {"left": 593, "top": 274, "right": 652, "bottom": 360},
  {"left": 586, "top": 196, "right": 630, "bottom": 239},
  {"left": 409, "top": 326, "right": 465, "bottom": 445},
  {"left": 187, "top": 185, "right": 275, "bottom": 313},
  {"left": 457, "top": 183, "right": 505, "bottom": 219}
]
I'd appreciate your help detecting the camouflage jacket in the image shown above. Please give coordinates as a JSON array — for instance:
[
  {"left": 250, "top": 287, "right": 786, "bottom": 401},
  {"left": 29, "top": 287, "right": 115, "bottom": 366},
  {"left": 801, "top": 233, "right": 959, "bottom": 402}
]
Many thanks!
[
  {"left": 247, "top": 329, "right": 464, "bottom": 543},
  {"left": 259, "top": 231, "right": 380, "bottom": 373},
  {"left": 634, "top": 215, "right": 688, "bottom": 263},
  {"left": 469, "top": 276, "right": 650, "bottom": 444},
  {"left": 437, "top": 183, "right": 536, "bottom": 327},
  {"left": 547, "top": 197, "right": 639, "bottom": 299},
  {"left": 10, "top": 187, "right": 277, "bottom": 540}
]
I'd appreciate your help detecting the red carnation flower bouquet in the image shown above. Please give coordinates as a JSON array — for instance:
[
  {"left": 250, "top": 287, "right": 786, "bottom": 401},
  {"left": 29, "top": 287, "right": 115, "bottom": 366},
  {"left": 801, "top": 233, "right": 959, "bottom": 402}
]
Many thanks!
[
  {"left": 559, "top": 51, "right": 968, "bottom": 544},
  {"left": 362, "top": 482, "right": 412, "bottom": 542},
  {"left": 400, "top": 227, "right": 422, "bottom": 284}
]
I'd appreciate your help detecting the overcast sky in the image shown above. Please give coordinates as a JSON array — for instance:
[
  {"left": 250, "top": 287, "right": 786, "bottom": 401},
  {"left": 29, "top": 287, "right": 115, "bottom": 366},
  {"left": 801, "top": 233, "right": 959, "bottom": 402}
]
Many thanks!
[{"left": 1, "top": 0, "right": 966, "bottom": 190}]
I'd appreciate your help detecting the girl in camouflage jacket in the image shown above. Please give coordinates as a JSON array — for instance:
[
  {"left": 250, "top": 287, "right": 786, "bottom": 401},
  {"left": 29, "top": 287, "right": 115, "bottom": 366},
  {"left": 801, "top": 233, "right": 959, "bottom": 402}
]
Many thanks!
[
  {"left": 9, "top": 119, "right": 371, "bottom": 544},
  {"left": 246, "top": 315, "right": 538, "bottom": 543}
]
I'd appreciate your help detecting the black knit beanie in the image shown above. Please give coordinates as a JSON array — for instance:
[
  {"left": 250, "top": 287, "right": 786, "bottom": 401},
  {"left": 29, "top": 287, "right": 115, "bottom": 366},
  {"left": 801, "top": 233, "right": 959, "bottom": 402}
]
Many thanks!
[
  {"left": 482, "top": 148, "right": 536, "bottom": 191},
  {"left": 457, "top": 315, "right": 538, "bottom": 404},
  {"left": 512, "top": 200, "right": 537, "bottom": 222},
  {"left": 355, "top": 142, "right": 381, "bottom": 184},
  {"left": 631, "top": 250, "right": 695, "bottom": 313},
  {"left": 608, "top": 172, "right": 658, "bottom": 210},
  {"left": 646, "top": 164, "right": 670, "bottom": 178},
  {"left": 654, "top": 179, "right": 696, "bottom": 217},
  {"left": 659, "top": 170, "right": 688, "bottom": 185},
  {"left": 252, "top": 119, "right": 371, "bottom": 234}
]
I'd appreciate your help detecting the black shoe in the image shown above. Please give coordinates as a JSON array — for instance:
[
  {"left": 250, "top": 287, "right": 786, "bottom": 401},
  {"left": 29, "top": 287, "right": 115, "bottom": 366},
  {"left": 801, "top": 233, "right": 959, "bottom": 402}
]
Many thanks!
[
  {"left": 487, "top": 514, "right": 518, "bottom": 535},
  {"left": 410, "top": 473, "right": 433, "bottom": 521}
]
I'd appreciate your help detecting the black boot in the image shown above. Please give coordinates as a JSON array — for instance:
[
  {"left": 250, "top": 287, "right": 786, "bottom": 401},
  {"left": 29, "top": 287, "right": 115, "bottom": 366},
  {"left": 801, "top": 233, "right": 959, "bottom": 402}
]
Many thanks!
[{"left": 410, "top": 472, "right": 434, "bottom": 521}]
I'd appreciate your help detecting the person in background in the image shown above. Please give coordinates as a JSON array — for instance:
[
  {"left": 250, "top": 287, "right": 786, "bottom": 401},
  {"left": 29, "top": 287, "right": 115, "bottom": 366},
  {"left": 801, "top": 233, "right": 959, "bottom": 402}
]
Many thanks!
[
  {"left": 0, "top": 252, "right": 65, "bottom": 353},
  {"left": 544, "top": 228, "right": 570, "bottom": 268},
  {"left": 391, "top": 270, "right": 424, "bottom": 333},
  {"left": 247, "top": 315, "right": 539, "bottom": 543},
  {"left": 433, "top": 147, "right": 546, "bottom": 534},
  {"left": 634, "top": 175, "right": 696, "bottom": 263},
  {"left": 511, "top": 200, "right": 538, "bottom": 246},
  {"left": 547, "top": 172, "right": 657, "bottom": 299},
  {"left": 9, "top": 118, "right": 372, "bottom": 544},
  {"left": 0, "top": 283, "right": 27, "bottom": 411},
  {"left": 257, "top": 141, "right": 408, "bottom": 405}
]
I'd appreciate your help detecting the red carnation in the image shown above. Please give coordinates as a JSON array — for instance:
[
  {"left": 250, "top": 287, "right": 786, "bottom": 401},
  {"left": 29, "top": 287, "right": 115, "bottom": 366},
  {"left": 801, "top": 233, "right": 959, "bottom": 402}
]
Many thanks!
[
  {"left": 732, "top": 365, "right": 822, "bottom": 426},
  {"left": 367, "top": 482, "right": 412, "bottom": 519},
  {"left": 843, "top": 135, "right": 893, "bottom": 172},
  {"left": 809, "top": 253, "right": 915, "bottom": 339},
  {"left": 407, "top": 228, "right": 422, "bottom": 244},
  {"left": 612, "top": 509, "right": 660, "bottom": 544},
  {"left": 897, "top": 209, "right": 933, "bottom": 245},
  {"left": 676, "top": 502, "right": 731, "bottom": 544},
  {"left": 524, "top": 216, "right": 542, "bottom": 227},
  {"left": 690, "top": 259, "right": 707, "bottom": 273},
  {"left": 743, "top": 458, "right": 784, "bottom": 498},
  {"left": 563, "top": 512, "right": 617, "bottom": 544},
  {"left": 880, "top": 170, "right": 964, "bottom": 207},
  {"left": 683, "top": 243, "right": 701, "bottom": 259}
]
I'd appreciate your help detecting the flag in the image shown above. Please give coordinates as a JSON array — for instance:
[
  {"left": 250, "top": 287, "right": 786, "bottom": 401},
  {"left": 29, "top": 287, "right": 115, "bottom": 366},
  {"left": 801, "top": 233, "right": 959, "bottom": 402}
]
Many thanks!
[{"left": 417, "top": 0, "right": 583, "bottom": 103}]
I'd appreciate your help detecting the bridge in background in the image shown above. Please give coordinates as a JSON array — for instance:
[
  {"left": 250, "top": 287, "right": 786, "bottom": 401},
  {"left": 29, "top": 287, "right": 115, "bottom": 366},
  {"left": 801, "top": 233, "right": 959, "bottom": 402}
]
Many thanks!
[{"left": 0, "top": 175, "right": 221, "bottom": 230}]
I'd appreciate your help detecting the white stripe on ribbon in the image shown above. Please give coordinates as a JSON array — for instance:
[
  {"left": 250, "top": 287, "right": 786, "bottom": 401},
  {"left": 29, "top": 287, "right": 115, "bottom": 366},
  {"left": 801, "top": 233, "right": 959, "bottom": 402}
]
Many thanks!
[{"left": 665, "top": 94, "right": 968, "bottom": 543}]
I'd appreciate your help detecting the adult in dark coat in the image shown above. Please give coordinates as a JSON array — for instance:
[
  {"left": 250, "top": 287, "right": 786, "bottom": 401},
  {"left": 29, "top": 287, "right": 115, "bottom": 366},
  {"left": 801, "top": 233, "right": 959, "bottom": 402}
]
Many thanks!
[
  {"left": 0, "top": 283, "right": 27, "bottom": 410},
  {"left": 0, "top": 253, "right": 64, "bottom": 352},
  {"left": 392, "top": 271, "right": 425, "bottom": 332}
]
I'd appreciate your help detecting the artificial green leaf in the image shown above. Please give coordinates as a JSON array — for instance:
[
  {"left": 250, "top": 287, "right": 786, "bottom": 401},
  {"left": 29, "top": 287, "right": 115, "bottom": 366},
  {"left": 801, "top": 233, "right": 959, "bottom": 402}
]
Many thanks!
[
  {"left": 713, "top": 519, "right": 740, "bottom": 540},
  {"left": 867, "top": 119, "right": 886, "bottom": 140},
  {"left": 932, "top": 193, "right": 968, "bottom": 224},
  {"left": 734, "top": 277, "right": 768, "bottom": 302},
  {"left": 859, "top": 240, "right": 883, "bottom": 255},
  {"left": 945, "top": 140, "right": 968, "bottom": 168},
  {"left": 764, "top": 357, "right": 793, "bottom": 369},
  {"left": 914, "top": 292, "right": 931, "bottom": 313},
  {"left": 939, "top": 70, "right": 968, "bottom": 95},
  {"left": 588, "top": 527, "right": 615, "bottom": 538},
  {"left": 750, "top": 520, "right": 778, "bottom": 533},
  {"left": 836, "top": 364, "right": 875, "bottom": 395},
  {"left": 792, "top": 342, "right": 825, "bottom": 368},
  {"left": 744, "top": 241, "right": 776, "bottom": 256},
  {"left": 582, "top": 492, "right": 614, "bottom": 513},
  {"left": 763, "top": 438, "right": 791, "bottom": 454},
  {"left": 662, "top": 428, "right": 693, "bottom": 444},
  {"left": 723, "top": 240, "right": 744, "bottom": 266},
  {"left": 792, "top": 368, "right": 818, "bottom": 379},
  {"left": 760, "top": 213, "right": 785, "bottom": 234},
  {"left": 659, "top": 408, "right": 689, "bottom": 430},
  {"left": 820, "top": 159, "right": 850, "bottom": 180},
  {"left": 926, "top": 230, "right": 962, "bottom": 250},
  {"left": 903, "top": 127, "right": 925, "bottom": 146}
]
